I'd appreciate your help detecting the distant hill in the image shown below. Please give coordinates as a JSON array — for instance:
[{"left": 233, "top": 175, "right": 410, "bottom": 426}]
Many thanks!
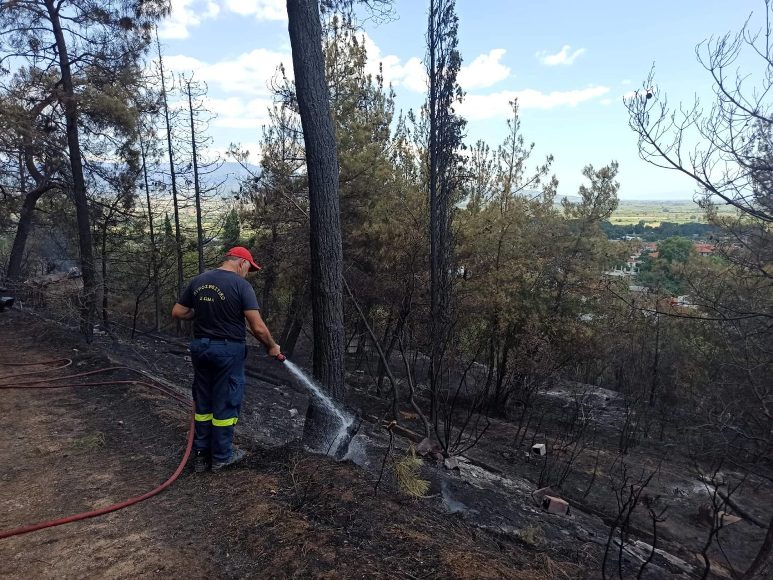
[
  {"left": 198, "top": 161, "right": 260, "bottom": 196},
  {"left": 142, "top": 161, "right": 260, "bottom": 198}
]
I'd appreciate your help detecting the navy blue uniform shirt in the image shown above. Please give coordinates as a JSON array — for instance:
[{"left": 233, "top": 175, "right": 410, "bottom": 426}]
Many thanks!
[{"left": 178, "top": 269, "right": 260, "bottom": 341}]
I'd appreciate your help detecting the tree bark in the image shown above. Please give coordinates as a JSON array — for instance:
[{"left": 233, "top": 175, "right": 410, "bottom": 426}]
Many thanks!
[
  {"left": 186, "top": 80, "right": 205, "bottom": 274},
  {"left": 156, "top": 32, "right": 184, "bottom": 305},
  {"left": 426, "top": 0, "right": 461, "bottom": 425},
  {"left": 140, "top": 138, "right": 161, "bottom": 331},
  {"left": 428, "top": 0, "right": 441, "bottom": 423},
  {"left": 6, "top": 185, "right": 53, "bottom": 282},
  {"left": 100, "top": 223, "right": 109, "bottom": 328},
  {"left": 46, "top": 0, "right": 96, "bottom": 341},
  {"left": 287, "top": 0, "right": 346, "bottom": 450}
]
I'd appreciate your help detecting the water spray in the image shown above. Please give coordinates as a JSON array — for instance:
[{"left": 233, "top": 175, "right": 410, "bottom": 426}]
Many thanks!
[{"left": 276, "top": 355, "right": 359, "bottom": 459}]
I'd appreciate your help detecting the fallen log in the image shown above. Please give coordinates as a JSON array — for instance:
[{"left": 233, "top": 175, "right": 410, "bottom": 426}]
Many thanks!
[{"left": 364, "top": 414, "right": 423, "bottom": 443}]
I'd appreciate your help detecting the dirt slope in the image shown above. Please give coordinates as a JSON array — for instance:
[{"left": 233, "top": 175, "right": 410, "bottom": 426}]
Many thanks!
[{"left": 0, "top": 311, "right": 573, "bottom": 579}]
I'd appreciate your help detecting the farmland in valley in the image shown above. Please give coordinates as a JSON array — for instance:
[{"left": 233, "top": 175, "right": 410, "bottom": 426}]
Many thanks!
[{"left": 609, "top": 199, "right": 737, "bottom": 226}]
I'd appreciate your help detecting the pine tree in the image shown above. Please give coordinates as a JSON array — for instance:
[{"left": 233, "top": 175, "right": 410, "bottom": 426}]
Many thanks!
[
  {"left": 425, "top": 0, "right": 466, "bottom": 423},
  {"left": 287, "top": 0, "right": 347, "bottom": 450},
  {"left": 222, "top": 209, "right": 241, "bottom": 250}
]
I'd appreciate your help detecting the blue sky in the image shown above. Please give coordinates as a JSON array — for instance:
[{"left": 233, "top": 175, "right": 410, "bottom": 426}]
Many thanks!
[{"left": 157, "top": 0, "right": 759, "bottom": 200}]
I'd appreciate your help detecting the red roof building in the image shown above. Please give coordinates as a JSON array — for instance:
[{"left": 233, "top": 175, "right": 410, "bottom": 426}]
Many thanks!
[{"left": 694, "top": 243, "right": 715, "bottom": 256}]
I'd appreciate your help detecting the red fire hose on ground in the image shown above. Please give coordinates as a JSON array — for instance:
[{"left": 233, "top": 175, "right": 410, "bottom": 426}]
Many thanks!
[{"left": 0, "top": 359, "right": 194, "bottom": 541}]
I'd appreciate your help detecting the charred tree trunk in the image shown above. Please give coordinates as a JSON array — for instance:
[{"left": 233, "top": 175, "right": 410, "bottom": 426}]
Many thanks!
[
  {"left": 282, "top": 309, "right": 306, "bottom": 359},
  {"left": 287, "top": 0, "right": 346, "bottom": 450},
  {"left": 344, "top": 278, "right": 402, "bottom": 422},
  {"left": 261, "top": 225, "right": 278, "bottom": 321},
  {"left": 100, "top": 224, "right": 109, "bottom": 328},
  {"left": 649, "top": 311, "right": 661, "bottom": 407},
  {"left": 427, "top": 0, "right": 441, "bottom": 423},
  {"left": 261, "top": 265, "right": 276, "bottom": 322},
  {"left": 426, "top": 0, "right": 463, "bottom": 425},
  {"left": 375, "top": 311, "right": 395, "bottom": 391},
  {"left": 186, "top": 80, "right": 205, "bottom": 274},
  {"left": 140, "top": 138, "right": 161, "bottom": 332},
  {"left": 46, "top": 0, "right": 96, "bottom": 341},
  {"left": 156, "top": 32, "right": 184, "bottom": 307},
  {"left": 5, "top": 91, "right": 59, "bottom": 284},
  {"left": 6, "top": 186, "right": 52, "bottom": 282}
]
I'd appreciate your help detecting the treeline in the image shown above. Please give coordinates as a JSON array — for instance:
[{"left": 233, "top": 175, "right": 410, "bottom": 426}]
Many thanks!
[
  {"left": 0, "top": 0, "right": 631, "bottom": 443},
  {"left": 0, "top": 0, "right": 232, "bottom": 336},
  {"left": 601, "top": 219, "right": 719, "bottom": 241},
  {"left": 235, "top": 12, "right": 628, "bottom": 448}
]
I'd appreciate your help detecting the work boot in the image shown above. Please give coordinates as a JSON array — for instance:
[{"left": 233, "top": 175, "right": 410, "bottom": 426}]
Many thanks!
[
  {"left": 211, "top": 448, "right": 247, "bottom": 472},
  {"left": 192, "top": 450, "right": 209, "bottom": 474}
]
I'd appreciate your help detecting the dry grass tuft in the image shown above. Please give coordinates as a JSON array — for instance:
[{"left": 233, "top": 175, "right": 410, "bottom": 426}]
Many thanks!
[
  {"left": 517, "top": 524, "right": 544, "bottom": 547},
  {"left": 70, "top": 431, "right": 106, "bottom": 453},
  {"left": 394, "top": 446, "right": 430, "bottom": 498}
]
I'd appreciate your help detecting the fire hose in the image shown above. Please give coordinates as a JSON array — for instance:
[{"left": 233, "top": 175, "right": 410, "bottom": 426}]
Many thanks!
[{"left": 0, "top": 359, "right": 194, "bottom": 541}]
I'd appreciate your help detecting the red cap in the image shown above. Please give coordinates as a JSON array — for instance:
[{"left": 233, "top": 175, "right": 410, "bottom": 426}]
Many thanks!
[{"left": 225, "top": 246, "right": 261, "bottom": 272}]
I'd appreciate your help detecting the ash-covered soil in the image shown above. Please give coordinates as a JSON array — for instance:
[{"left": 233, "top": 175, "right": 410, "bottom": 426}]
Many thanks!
[
  {"left": 0, "top": 310, "right": 581, "bottom": 579},
  {"left": 2, "top": 309, "right": 770, "bottom": 578}
]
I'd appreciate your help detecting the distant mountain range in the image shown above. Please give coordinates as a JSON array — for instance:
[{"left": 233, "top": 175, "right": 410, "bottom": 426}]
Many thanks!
[
  {"left": 142, "top": 161, "right": 259, "bottom": 198},
  {"left": 144, "top": 164, "right": 694, "bottom": 204},
  {"left": 196, "top": 161, "right": 260, "bottom": 195}
]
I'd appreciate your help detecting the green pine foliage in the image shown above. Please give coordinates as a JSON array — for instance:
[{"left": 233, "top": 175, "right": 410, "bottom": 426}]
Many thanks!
[{"left": 222, "top": 209, "right": 241, "bottom": 250}]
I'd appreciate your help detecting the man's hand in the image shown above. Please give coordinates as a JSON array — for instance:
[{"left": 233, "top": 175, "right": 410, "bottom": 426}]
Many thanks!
[{"left": 267, "top": 344, "right": 284, "bottom": 360}]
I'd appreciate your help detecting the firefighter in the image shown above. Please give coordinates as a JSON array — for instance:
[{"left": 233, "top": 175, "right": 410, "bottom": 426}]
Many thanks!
[{"left": 172, "top": 247, "right": 283, "bottom": 473}]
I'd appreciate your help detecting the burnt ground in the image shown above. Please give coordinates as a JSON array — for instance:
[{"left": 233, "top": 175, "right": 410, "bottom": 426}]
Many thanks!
[
  {"left": 0, "top": 310, "right": 582, "bottom": 580},
  {"left": 2, "top": 309, "right": 770, "bottom": 579},
  {"left": 341, "top": 356, "right": 773, "bottom": 579}
]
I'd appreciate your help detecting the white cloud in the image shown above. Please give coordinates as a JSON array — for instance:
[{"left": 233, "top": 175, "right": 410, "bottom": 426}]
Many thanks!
[
  {"left": 458, "top": 86, "right": 610, "bottom": 120},
  {"left": 536, "top": 45, "right": 586, "bottom": 66},
  {"left": 358, "top": 32, "right": 426, "bottom": 93},
  {"left": 158, "top": 50, "right": 288, "bottom": 144},
  {"left": 223, "top": 0, "right": 285, "bottom": 19},
  {"left": 158, "top": 0, "right": 220, "bottom": 40},
  {"left": 361, "top": 34, "right": 511, "bottom": 94},
  {"left": 163, "top": 49, "right": 291, "bottom": 96},
  {"left": 157, "top": 0, "right": 285, "bottom": 38},
  {"left": 400, "top": 57, "right": 427, "bottom": 92},
  {"left": 161, "top": 54, "right": 203, "bottom": 73},
  {"left": 458, "top": 49, "right": 511, "bottom": 90},
  {"left": 205, "top": 97, "right": 273, "bottom": 129},
  {"left": 600, "top": 98, "right": 613, "bottom": 106}
]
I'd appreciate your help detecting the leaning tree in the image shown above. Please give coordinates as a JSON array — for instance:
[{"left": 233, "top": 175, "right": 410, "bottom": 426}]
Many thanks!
[{"left": 0, "top": 0, "right": 169, "bottom": 339}]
